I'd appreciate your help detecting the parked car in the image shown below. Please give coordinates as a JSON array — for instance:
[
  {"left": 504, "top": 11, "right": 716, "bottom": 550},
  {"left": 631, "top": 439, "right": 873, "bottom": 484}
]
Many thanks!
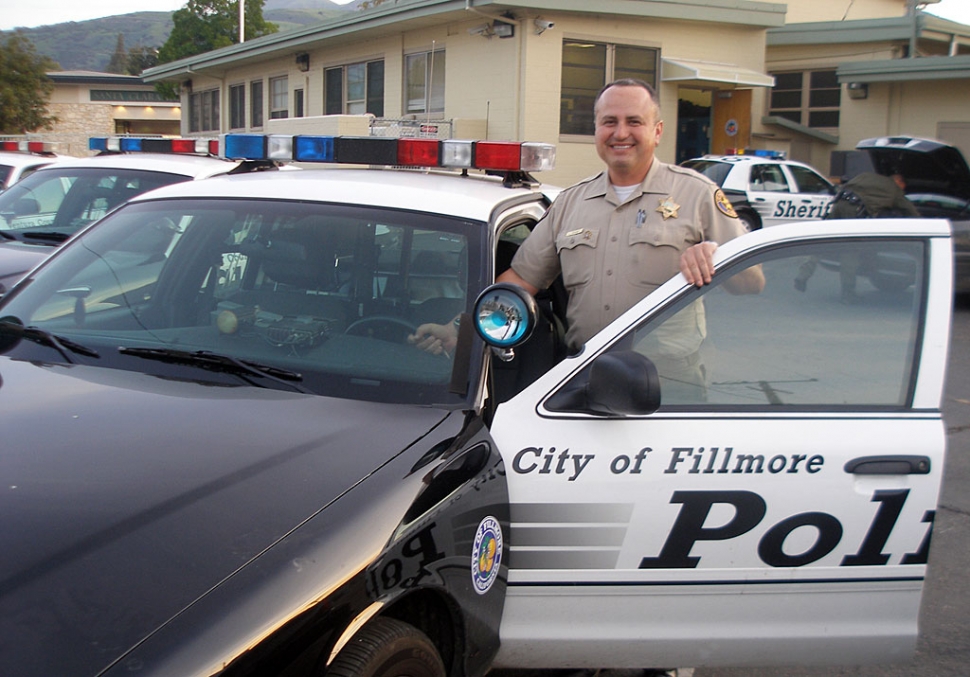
[
  {"left": 0, "top": 141, "right": 70, "bottom": 192},
  {"left": 0, "top": 133, "right": 952, "bottom": 676},
  {"left": 849, "top": 136, "right": 970, "bottom": 293},
  {"left": 682, "top": 150, "right": 837, "bottom": 230},
  {"left": 0, "top": 137, "right": 251, "bottom": 297}
]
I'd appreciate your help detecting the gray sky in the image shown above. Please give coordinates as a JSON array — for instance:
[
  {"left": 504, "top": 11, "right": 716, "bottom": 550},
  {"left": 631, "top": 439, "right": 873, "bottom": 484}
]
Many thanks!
[{"left": 0, "top": 0, "right": 967, "bottom": 32}]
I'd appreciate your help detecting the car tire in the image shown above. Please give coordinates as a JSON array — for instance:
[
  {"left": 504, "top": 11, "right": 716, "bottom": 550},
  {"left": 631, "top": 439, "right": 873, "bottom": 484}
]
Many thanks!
[
  {"left": 327, "top": 618, "right": 446, "bottom": 677},
  {"left": 737, "top": 209, "right": 762, "bottom": 231}
]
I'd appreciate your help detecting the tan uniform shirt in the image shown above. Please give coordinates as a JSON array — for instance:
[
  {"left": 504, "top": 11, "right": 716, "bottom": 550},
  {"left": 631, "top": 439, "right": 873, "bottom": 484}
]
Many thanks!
[{"left": 512, "top": 159, "right": 745, "bottom": 350}]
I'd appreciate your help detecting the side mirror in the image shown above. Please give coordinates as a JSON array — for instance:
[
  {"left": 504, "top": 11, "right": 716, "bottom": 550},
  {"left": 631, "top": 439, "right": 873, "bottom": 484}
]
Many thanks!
[
  {"left": 473, "top": 283, "right": 537, "bottom": 352},
  {"left": 12, "top": 197, "right": 41, "bottom": 216},
  {"left": 546, "top": 350, "right": 661, "bottom": 416}
]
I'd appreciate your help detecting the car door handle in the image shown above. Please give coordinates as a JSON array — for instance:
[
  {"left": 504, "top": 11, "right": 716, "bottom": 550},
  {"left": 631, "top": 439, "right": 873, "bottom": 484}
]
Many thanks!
[{"left": 844, "top": 455, "right": 931, "bottom": 475}]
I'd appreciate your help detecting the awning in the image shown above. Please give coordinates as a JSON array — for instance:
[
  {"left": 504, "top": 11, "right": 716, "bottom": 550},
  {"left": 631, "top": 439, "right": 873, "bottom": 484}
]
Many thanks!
[{"left": 661, "top": 57, "right": 775, "bottom": 88}]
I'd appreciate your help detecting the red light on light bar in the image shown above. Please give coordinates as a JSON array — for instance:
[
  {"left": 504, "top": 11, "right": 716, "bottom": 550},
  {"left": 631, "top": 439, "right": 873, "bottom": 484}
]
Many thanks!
[
  {"left": 474, "top": 142, "right": 521, "bottom": 171},
  {"left": 0, "top": 141, "right": 18, "bottom": 152},
  {"left": 398, "top": 139, "right": 440, "bottom": 167},
  {"left": 170, "top": 139, "right": 196, "bottom": 153}
]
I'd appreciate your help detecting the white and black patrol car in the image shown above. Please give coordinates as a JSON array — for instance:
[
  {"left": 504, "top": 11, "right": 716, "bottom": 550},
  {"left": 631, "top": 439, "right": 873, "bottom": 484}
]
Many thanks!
[
  {"left": 0, "top": 133, "right": 952, "bottom": 677},
  {"left": 0, "top": 137, "right": 252, "bottom": 297},
  {"left": 0, "top": 140, "right": 70, "bottom": 192},
  {"left": 682, "top": 150, "right": 837, "bottom": 230}
]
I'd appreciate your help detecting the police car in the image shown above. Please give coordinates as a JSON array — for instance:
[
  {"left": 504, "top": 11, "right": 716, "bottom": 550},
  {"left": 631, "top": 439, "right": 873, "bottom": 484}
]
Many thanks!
[
  {"left": 0, "top": 133, "right": 951, "bottom": 676},
  {"left": 682, "top": 150, "right": 837, "bottom": 230},
  {"left": 0, "top": 140, "right": 70, "bottom": 192},
  {"left": 0, "top": 137, "right": 249, "bottom": 297}
]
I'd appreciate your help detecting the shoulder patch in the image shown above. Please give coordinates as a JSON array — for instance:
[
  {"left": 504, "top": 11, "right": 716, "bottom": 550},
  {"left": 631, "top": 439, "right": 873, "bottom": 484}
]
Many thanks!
[{"left": 715, "top": 189, "right": 739, "bottom": 219}]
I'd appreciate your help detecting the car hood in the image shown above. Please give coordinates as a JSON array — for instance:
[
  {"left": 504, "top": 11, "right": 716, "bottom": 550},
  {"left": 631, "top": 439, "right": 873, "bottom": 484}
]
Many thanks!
[
  {"left": 0, "top": 357, "right": 450, "bottom": 674},
  {"left": 855, "top": 136, "right": 970, "bottom": 202}
]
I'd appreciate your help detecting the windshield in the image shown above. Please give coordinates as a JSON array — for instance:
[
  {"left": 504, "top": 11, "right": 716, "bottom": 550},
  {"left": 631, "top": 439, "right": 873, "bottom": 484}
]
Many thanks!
[
  {"left": 0, "top": 167, "right": 190, "bottom": 242},
  {"left": 0, "top": 198, "right": 484, "bottom": 406},
  {"left": 681, "top": 159, "right": 731, "bottom": 186}
]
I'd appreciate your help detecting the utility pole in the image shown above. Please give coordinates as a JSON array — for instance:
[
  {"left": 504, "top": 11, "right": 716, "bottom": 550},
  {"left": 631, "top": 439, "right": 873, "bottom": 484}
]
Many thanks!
[{"left": 239, "top": 0, "right": 246, "bottom": 43}]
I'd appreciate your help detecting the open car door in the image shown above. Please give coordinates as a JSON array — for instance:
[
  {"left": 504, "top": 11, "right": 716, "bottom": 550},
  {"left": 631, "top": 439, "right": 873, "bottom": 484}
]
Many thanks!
[{"left": 489, "top": 219, "right": 951, "bottom": 670}]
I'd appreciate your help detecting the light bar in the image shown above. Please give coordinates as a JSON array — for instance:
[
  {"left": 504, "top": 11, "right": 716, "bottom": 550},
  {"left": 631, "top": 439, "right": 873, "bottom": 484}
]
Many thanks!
[
  {"left": 88, "top": 137, "right": 219, "bottom": 156},
  {"left": 218, "top": 134, "right": 556, "bottom": 173},
  {"left": 730, "top": 148, "right": 786, "bottom": 160},
  {"left": 0, "top": 140, "right": 59, "bottom": 154}
]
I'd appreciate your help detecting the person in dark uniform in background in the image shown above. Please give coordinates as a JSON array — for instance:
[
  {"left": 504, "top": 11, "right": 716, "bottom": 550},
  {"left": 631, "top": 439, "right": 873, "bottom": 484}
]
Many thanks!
[{"left": 794, "top": 171, "right": 919, "bottom": 302}]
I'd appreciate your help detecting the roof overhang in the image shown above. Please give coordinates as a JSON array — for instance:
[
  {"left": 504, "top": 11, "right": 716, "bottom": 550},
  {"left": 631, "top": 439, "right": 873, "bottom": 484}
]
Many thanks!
[
  {"left": 661, "top": 57, "right": 774, "bottom": 88},
  {"left": 144, "top": 0, "right": 787, "bottom": 82},
  {"left": 838, "top": 55, "right": 970, "bottom": 83},
  {"left": 767, "top": 13, "right": 970, "bottom": 47},
  {"left": 761, "top": 115, "right": 839, "bottom": 144}
]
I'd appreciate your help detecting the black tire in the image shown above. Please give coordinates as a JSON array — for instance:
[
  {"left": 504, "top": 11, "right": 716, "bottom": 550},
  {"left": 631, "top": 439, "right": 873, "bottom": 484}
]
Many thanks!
[
  {"left": 737, "top": 208, "right": 762, "bottom": 232},
  {"left": 327, "top": 618, "right": 446, "bottom": 677}
]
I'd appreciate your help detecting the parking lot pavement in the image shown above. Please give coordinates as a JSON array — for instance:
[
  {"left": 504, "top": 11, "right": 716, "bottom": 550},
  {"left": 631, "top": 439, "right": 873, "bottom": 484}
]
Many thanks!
[{"left": 490, "top": 669, "right": 693, "bottom": 676}]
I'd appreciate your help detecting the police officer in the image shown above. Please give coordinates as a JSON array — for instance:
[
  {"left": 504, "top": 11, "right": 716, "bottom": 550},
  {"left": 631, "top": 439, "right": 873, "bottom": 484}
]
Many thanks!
[{"left": 410, "top": 79, "right": 763, "bottom": 361}]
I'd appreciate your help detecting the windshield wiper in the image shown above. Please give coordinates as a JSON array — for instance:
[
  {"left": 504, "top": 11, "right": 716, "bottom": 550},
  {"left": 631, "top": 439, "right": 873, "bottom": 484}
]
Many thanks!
[
  {"left": 0, "top": 229, "right": 15, "bottom": 241},
  {"left": 0, "top": 318, "right": 100, "bottom": 363},
  {"left": 117, "top": 347, "right": 310, "bottom": 393},
  {"left": 21, "top": 231, "right": 71, "bottom": 243}
]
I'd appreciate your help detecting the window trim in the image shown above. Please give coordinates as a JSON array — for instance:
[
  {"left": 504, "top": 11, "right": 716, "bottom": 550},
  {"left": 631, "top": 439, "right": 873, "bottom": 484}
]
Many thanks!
[
  {"left": 229, "top": 83, "right": 246, "bottom": 130},
  {"left": 250, "top": 79, "right": 264, "bottom": 129},
  {"left": 404, "top": 49, "right": 445, "bottom": 116},
  {"left": 269, "top": 75, "right": 288, "bottom": 120},
  {"left": 768, "top": 68, "right": 841, "bottom": 131}
]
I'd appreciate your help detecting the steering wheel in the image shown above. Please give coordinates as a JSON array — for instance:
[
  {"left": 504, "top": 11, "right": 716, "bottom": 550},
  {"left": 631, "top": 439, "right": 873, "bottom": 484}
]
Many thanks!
[{"left": 345, "top": 315, "right": 418, "bottom": 343}]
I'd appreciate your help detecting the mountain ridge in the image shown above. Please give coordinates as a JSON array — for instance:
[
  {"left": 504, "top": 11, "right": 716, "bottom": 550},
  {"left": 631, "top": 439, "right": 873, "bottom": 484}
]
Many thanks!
[{"left": 2, "top": 1, "right": 359, "bottom": 73}]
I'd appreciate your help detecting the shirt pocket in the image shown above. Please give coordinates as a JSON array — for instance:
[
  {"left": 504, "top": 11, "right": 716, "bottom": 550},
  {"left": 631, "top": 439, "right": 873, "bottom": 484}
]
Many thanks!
[
  {"left": 628, "top": 222, "right": 689, "bottom": 287},
  {"left": 555, "top": 228, "right": 600, "bottom": 289}
]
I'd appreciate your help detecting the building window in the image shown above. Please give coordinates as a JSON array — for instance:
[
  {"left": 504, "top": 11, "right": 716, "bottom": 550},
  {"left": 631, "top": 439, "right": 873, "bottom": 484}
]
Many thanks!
[
  {"left": 189, "top": 89, "right": 219, "bottom": 133},
  {"left": 325, "top": 60, "right": 385, "bottom": 116},
  {"left": 405, "top": 50, "right": 445, "bottom": 115},
  {"left": 251, "top": 80, "right": 264, "bottom": 128},
  {"left": 769, "top": 69, "right": 841, "bottom": 129},
  {"left": 229, "top": 84, "right": 245, "bottom": 129},
  {"left": 560, "top": 40, "right": 659, "bottom": 136},
  {"left": 270, "top": 76, "right": 288, "bottom": 120},
  {"left": 294, "top": 88, "right": 305, "bottom": 118}
]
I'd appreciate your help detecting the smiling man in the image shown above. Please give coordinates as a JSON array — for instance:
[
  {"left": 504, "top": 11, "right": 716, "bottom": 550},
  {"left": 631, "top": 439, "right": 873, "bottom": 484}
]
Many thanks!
[{"left": 499, "top": 78, "right": 762, "bottom": 353}]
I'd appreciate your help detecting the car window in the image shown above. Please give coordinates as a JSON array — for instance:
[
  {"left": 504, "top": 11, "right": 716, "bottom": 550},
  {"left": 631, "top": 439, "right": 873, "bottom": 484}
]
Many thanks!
[
  {"left": 680, "top": 160, "right": 732, "bottom": 186},
  {"left": 787, "top": 164, "right": 835, "bottom": 195},
  {"left": 749, "top": 164, "right": 790, "bottom": 192},
  {"left": 2, "top": 198, "right": 484, "bottom": 406},
  {"left": 605, "top": 239, "right": 924, "bottom": 409},
  {"left": 0, "top": 167, "right": 188, "bottom": 236}
]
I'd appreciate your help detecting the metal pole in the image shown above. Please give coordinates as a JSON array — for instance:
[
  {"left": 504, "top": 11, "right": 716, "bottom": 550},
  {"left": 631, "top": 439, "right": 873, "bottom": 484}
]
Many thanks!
[{"left": 239, "top": 0, "right": 245, "bottom": 43}]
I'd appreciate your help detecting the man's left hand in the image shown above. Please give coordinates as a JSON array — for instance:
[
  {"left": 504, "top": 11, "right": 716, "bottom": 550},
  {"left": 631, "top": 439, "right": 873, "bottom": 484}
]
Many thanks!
[{"left": 680, "top": 241, "right": 718, "bottom": 287}]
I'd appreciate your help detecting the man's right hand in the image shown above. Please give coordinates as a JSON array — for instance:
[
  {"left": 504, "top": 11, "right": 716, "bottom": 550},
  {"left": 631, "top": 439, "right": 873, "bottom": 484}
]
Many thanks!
[{"left": 408, "top": 321, "right": 458, "bottom": 357}]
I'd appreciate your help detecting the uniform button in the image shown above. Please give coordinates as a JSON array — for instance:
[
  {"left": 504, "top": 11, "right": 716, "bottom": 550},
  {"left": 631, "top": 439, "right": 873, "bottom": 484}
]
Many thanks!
[
  {"left": 606, "top": 269, "right": 613, "bottom": 276},
  {"left": 611, "top": 235, "right": 618, "bottom": 242},
  {"left": 604, "top": 304, "right": 611, "bottom": 311}
]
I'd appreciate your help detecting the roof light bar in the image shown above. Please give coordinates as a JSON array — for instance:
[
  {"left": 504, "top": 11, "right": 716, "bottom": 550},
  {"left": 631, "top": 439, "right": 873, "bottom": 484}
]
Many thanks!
[
  {"left": 217, "top": 134, "right": 556, "bottom": 173},
  {"left": 88, "top": 137, "right": 219, "bottom": 156},
  {"left": 1, "top": 140, "right": 58, "bottom": 154}
]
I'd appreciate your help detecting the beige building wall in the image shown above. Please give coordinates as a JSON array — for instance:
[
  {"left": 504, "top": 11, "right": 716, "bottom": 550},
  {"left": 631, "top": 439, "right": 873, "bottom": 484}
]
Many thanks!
[{"left": 783, "top": 0, "right": 908, "bottom": 23}]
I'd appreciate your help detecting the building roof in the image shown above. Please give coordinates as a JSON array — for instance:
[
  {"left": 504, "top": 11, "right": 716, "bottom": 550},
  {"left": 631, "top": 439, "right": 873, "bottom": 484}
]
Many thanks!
[
  {"left": 767, "top": 12, "right": 970, "bottom": 47},
  {"left": 837, "top": 54, "right": 970, "bottom": 82},
  {"left": 143, "top": 0, "right": 787, "bottom": 82}
]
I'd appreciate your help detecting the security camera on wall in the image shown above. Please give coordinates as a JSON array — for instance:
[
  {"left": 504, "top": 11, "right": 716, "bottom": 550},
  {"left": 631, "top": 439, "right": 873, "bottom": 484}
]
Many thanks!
[{"left": 534, "top": 18, "right": 554, "bottom": 35}]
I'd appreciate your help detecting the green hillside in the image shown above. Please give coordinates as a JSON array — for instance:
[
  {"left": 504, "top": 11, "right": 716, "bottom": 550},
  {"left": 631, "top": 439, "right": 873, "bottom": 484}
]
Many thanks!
[{"left": 1, "top": 2, "right": 353, "bottom": 72}]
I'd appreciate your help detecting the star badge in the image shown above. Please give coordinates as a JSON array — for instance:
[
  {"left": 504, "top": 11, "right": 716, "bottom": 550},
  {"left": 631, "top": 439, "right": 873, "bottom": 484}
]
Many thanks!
[{"left": 656, "top": 196, "right": 680, "bottom": 220}]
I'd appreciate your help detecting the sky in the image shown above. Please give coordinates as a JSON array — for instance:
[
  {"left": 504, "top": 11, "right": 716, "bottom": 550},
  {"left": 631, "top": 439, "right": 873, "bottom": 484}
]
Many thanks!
[{"left": 0, "top": 0, "right": 968, "bottom": 31}]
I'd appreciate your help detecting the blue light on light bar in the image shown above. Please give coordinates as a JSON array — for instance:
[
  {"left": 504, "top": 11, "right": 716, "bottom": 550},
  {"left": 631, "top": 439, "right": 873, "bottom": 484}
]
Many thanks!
[
  {"left": 89, "top": 138, "right": 108, "bottom": 152},
  {"left": 294, "top": 136, "right": 335, "bottom": 162},
  {"left": 119, "top": 138, "right": 143, "bottom": 152},
  {"left": 222, "top": 134, "right": 267, "bottom": 160}
]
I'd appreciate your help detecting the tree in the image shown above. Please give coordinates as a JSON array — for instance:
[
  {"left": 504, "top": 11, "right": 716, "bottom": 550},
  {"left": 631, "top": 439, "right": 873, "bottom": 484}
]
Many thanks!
[
  {"left": 157, "top": 0, "right": 277, "bottom": 65},
  {"left": 0, "top": 32, "right": 59, "bottom": 134},
  {"left": 106, "top": 34, "right": 128, "bottom": 74},
  {"left": 126, "top": 46, "right": 159, "bottom": 76},
  {"left": 156, "top": 0, "right": 277, "bottom": 98}
]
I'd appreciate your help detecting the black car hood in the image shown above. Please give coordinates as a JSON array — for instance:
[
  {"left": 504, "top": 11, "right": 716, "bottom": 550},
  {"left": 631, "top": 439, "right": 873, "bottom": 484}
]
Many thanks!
[
  {"left": 0, "top": 357, "right": 450, "bottom": 674},
  {"left": 855, "top": 136, "right": 970, "bottom": 201}
]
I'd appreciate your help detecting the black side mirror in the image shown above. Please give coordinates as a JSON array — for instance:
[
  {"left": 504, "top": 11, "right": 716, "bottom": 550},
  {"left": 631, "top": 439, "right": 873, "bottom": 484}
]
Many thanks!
[{"left": 546, "top": 350, "right": 661, "bottom": 416}]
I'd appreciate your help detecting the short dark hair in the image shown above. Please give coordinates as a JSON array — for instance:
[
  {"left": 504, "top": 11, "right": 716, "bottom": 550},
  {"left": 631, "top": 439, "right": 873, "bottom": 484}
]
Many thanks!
[{"left": 593, "top": 78, "right": 660, "bottom": 114}]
